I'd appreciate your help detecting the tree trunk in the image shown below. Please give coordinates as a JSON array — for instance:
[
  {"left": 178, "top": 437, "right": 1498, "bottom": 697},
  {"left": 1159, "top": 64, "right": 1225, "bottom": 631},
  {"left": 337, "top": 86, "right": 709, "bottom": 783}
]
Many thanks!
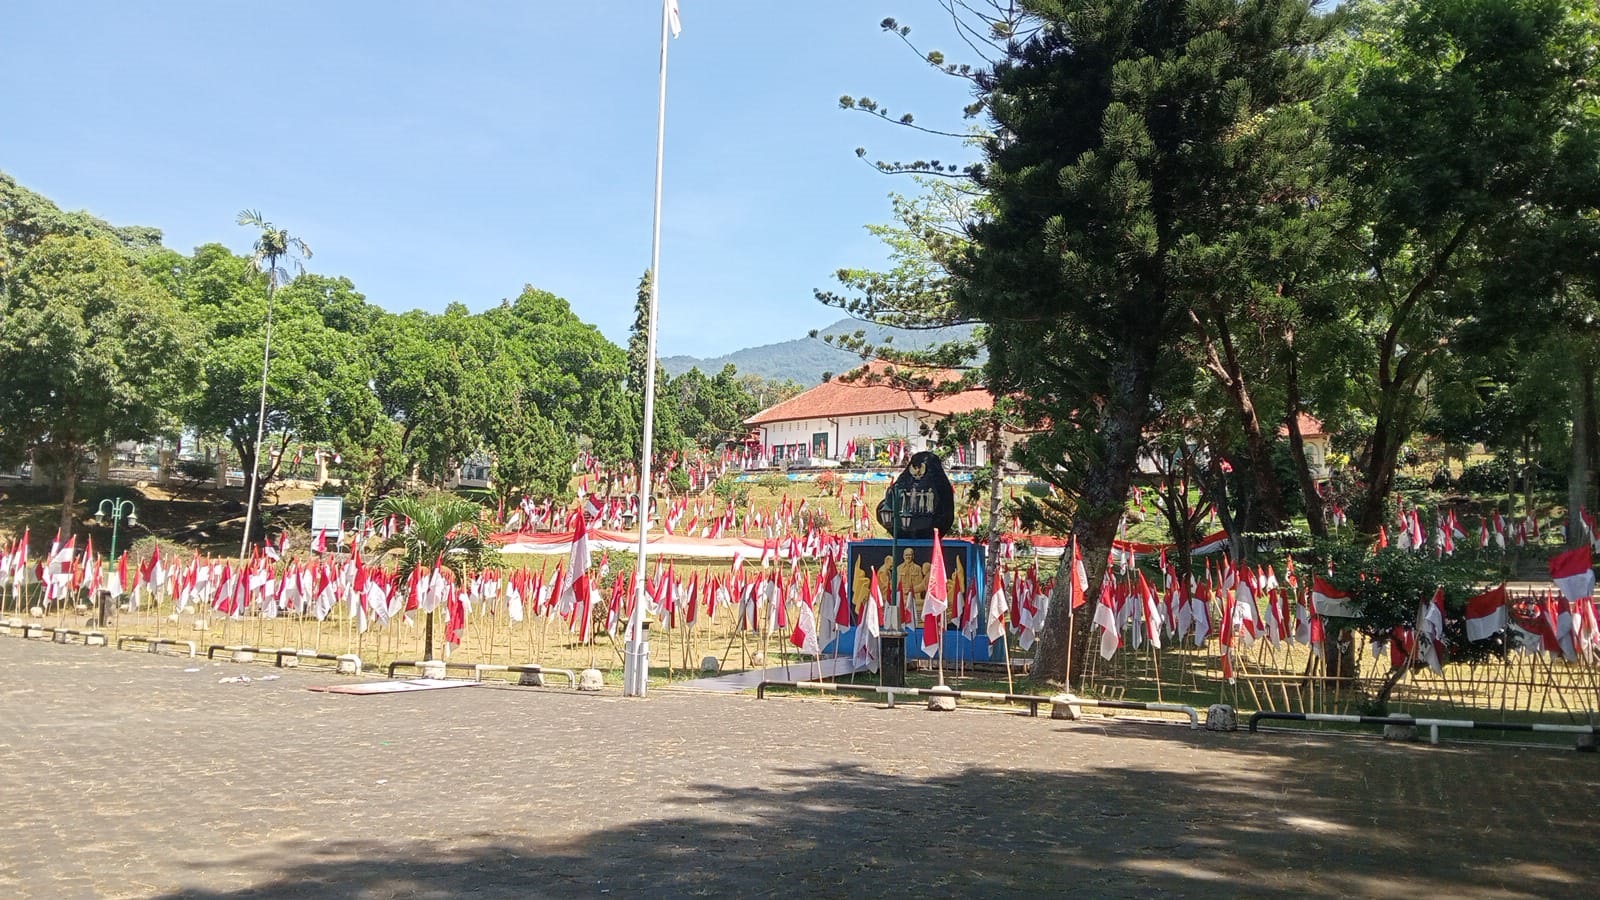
[
  {"left": 1569, "top": 366, "right": 1589, "bottom": 548},
  {"left": 1357, "top": 407, "right": 1403, "bottom": 536},
  {"left": 1283, "top": 329, "right": 1327, "bottom": 538},
  {"left": 1032, "top": 351, "right": 1156, "bottom": 689},
  {"left": 56, "top": 453, "right": 80, "bottom": 541},
  {"left": 1195, "top": 308, "right": 1286, "bottom": 534}
]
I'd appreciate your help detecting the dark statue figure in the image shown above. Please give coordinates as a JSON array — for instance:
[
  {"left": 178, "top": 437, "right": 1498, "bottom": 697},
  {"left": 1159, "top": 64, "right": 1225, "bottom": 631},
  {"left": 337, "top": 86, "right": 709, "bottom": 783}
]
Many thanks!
[{"left": 876, "top": 451, "right": 955, "bottom": 539}]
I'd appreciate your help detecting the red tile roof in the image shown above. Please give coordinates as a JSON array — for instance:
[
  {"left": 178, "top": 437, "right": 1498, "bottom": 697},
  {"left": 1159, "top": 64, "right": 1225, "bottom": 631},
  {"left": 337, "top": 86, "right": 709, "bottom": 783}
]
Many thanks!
[
  {"left": 745, "top": 363, "right": 993, "bottom": 426},
  {"left": 1277, "top": 413, "right": 1326, "bottom": 439}
]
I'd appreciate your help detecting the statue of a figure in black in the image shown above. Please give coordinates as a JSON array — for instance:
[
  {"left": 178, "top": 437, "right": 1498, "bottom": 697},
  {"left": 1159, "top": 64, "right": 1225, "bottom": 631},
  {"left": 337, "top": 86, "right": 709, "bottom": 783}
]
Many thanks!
[{"left": 876, "top": 451, "right": 955, "bottom": 539}]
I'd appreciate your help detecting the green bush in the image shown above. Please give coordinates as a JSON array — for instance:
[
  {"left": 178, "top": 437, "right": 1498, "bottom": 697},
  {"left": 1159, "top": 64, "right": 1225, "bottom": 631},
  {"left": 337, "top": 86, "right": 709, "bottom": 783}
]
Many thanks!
[
  {"left": 711, "top": 474, "right": 749, "bottom": 506},
  {"left": 667, "top": 469, "right": 691, "bottom": 495},
  {"left": 1459, "top": 457, "right": 1513, "bottom": 494},
  {"left": 175, "top": 459, "right": 216, "bottom": 483}
]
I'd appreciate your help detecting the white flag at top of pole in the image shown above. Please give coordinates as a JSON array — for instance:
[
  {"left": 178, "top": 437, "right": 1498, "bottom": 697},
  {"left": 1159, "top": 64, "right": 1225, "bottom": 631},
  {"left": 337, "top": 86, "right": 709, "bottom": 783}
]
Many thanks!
[{"left": 668, "top": 0, "right": 682, "bottom": 38}]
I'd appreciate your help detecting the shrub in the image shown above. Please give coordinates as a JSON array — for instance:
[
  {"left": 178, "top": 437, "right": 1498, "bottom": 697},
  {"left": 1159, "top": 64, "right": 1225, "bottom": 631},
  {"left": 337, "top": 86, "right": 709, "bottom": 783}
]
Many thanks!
[
  {"left": 1459, "top": 457, "right": 1513, "bottom": 494},
  {"left": 667, "top": 469, "right": 691, "bottom": 495},
  {"left": 711, "top": 474, "right": 749, "bottom": 506},
  {"left": 175, "top": 459, "right": 216, "bottom": 483}
]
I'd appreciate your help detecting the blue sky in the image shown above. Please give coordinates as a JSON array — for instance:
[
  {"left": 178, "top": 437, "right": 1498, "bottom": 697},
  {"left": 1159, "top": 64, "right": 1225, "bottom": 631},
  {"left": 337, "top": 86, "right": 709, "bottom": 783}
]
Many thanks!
[{"left": 3, "top": 1, "right": 983, "bottom": 359}]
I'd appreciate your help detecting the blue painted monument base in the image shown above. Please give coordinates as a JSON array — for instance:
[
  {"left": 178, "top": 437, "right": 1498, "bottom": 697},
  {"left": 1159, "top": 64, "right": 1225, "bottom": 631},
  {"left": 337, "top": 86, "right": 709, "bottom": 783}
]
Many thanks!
[{"left": 822, "top": 625, "right": 999, "bottom": 663}]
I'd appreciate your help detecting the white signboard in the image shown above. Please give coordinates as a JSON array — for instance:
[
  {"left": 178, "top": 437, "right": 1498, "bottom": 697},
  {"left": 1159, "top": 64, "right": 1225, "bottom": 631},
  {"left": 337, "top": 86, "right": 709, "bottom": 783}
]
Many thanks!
[{"left": 310, "top": 496, "right": 344, "bottom": 535}]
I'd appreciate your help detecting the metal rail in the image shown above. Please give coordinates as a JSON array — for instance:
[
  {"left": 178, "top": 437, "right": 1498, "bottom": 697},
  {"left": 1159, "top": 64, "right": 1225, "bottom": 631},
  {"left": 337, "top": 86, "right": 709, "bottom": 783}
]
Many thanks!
[{"left": 756, "top": 680, "right": 1200, "bottom": 727}]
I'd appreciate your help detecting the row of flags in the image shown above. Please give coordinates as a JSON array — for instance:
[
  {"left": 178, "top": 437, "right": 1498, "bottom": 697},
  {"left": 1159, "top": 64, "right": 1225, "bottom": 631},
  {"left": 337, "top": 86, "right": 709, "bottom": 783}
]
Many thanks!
[{"left": 1086, "top": 545, "right": 1600, "bottom": 683}]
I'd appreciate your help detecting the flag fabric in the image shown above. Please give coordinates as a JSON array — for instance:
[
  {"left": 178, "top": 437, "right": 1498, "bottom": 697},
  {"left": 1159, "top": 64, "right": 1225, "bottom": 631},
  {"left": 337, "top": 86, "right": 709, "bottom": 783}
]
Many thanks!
[
  {"left": 1550, "top": 545, "right": 1594, "bottom": 603},
  {"left": 1464, "top": 585, "right": 1508, "bottom": 642},
  {"left": 1311, "top": 576, "right": 1358, "bottom": 619},
  {"left": 985, "top": 581, "right": 1009, "bottom": 645},
  {"left": 921, "top": 531, "right": 948, "bottom": 657},
  {"left": 667, "top": 0, "right": 682, "bottom": 38},
  {"left": 852, "top": 569, "right": 883, "bottom": 672},
  {"left": 1093, "top": 581, "right": 1120, "bottom": 661},
  {"left": 789, "top": 601, "right": 819, "bottom": 657},
  {"left": 1418, "top": 587, "right": 1447, "bottom": 674},
  {"left": 559, "top": 509, "right": 595, "bottom": 643}
]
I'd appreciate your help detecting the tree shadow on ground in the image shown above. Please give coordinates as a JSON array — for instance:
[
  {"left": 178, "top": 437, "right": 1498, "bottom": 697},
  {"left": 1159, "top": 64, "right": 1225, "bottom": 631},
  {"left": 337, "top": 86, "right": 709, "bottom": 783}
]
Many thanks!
[{"left": 158, "top": 731, "right": 1598, "bottom": 900}]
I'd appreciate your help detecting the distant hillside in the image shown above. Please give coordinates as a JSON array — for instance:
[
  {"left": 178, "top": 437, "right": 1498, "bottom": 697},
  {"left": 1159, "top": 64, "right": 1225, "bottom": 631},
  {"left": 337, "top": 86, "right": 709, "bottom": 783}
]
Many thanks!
[{"left": 661, "top": 319, "right": 978, "bottom": 385}]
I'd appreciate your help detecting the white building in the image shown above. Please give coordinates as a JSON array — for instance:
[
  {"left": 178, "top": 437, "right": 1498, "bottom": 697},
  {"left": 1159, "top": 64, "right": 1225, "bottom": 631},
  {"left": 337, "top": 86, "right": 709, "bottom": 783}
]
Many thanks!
[{"left": 743, "top": 364, "right": 1016, "bottom": 467}]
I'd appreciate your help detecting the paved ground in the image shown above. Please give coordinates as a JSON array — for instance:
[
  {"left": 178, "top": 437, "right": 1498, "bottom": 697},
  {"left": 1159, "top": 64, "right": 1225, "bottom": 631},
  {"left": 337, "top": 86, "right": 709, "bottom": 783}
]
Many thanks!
[{"left": 1, "top": 637, "right": 1597, "bottom": 899}]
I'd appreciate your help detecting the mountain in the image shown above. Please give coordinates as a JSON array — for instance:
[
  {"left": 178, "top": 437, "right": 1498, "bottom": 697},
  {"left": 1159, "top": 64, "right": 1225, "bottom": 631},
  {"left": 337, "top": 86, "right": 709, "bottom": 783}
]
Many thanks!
[{"left": 660, "top": 319, "right": 978, "bottom": 385}]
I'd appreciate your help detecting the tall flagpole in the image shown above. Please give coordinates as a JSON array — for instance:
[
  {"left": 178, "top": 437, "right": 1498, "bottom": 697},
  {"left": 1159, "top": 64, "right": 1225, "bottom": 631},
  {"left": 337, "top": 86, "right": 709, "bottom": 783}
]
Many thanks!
[{"left": 625, "top": 0, "right": 675, "bottom": 697}]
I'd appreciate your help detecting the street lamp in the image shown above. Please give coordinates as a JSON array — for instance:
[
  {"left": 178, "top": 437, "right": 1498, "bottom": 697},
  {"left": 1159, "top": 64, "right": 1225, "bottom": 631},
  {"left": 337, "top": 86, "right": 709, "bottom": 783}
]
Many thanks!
[{"left": 93, "top": 498, "right": 138, "bottom": 561}]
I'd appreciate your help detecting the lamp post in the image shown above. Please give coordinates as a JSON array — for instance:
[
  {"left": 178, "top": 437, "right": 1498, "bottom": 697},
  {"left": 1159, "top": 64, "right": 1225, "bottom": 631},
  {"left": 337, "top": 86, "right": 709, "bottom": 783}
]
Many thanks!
[
  {"left": 93, "top": 498, "right": 136, "bottom": 626},
  {"left": 94, "top": 498, "right": 138, "bottom": 561},
  {"left": 882, "top": 486, "right": 907, "bottom": 688}
]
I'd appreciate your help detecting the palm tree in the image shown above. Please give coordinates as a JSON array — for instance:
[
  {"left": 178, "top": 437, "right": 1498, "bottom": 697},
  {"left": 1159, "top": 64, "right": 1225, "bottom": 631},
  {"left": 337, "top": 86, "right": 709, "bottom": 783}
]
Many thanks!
[
  {"left": 375, "top": 492, "right": 500, "bottom": 660},
  {"left": 236, "top": 210, "right": 311, "bottom": 559}
]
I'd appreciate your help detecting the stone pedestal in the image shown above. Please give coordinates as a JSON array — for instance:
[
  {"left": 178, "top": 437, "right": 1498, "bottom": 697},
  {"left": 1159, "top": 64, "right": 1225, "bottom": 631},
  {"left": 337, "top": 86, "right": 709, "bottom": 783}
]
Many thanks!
[
  {"left": 701, "top": 656, "right": 720, "bottom": 674},
  {"left": 1382, "top": 721, "right": 1418, "bottom": 742},
  {"left": 231, "top": 649, "right": 255, "bottom": 664},
  {"left": 517, "top": 670, "right": 545, "bottom": 687},
  {"left": 1205, "top": 704, "right": 1238, "bottom": 732},
  {"left": 419, "top": 660, "right": 446, "bottom": 679},
  {"left": 926, "top": 684, "right": 957, "bottom": 711},
  {"left": 578, "top": 668, "right": 604, "bottom": 691},
  {"left": 1050, "top": 693, "right": 1084, "bottom": 720},
  {"left": 336, "top": 654, "right": 361, "bottom": 676}
]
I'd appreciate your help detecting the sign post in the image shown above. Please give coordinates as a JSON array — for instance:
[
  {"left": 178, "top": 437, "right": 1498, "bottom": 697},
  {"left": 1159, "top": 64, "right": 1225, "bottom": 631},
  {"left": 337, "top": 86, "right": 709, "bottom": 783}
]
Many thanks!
[{"left": 310, "top": 496, "right": 344, "bottom": 550}]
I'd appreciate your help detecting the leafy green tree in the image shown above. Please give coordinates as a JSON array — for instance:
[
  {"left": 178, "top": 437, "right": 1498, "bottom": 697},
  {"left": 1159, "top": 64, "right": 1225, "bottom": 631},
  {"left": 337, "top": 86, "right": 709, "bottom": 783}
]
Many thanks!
[
  {"left": 956, "top": 0, "right": 1337, "bottom": 686},
  {"left": 670, "top": 364, "right": 762, "bottom": 450},
  {"left": 371, "top": 305, "right": 509, "bottom": 488},
  {"left": 488, "top": 401, "right": 576, "bottom": 506},
  {"left": 1305, "top": 539, "right": 1497, "bottom": 710},
  {"left": 1, "top": 170, "right": 164, "bottom": 280},
  {"left": 0, "top": 234, "right": 196, "bottom": 536},
  {"left": 375, "top": 491, "right": 499, "bottom": 660},
  {"left": 627, "top": 268, "right": 684, "bottom": 461},
  {"left": 1327, "top": 0, "right": 1600, "bottom": 534},
  {"left": 175, "top": 243, "right": 379, "bottom": 523}
]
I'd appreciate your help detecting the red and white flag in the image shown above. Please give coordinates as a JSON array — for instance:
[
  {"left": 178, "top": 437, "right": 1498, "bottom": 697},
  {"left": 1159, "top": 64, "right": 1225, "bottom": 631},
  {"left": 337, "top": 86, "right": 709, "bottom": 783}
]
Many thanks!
[
  {"left": 1093, "top": 579, "right": 1120, "bottom": 660},
  {"left": 921, "top": 531, "right": 948, "bottom": 658},
  {"left": 1311, "top": 576, "right": 1358, "bottom": 619},
  {"left": 560, "top": 509, "right": 595, "bottom": 643},
  {"left": 1464, "top": 585, "right": 1508, "bottom": 642},
  {"left": 985, "top": 580, "right": 1009, "bottom": 644},
  {"left": 852, "top": 569, "right": 883, "bottom": 672},
  {"left": 789, "top": 601, "right": 819, "bottom": 657},
  {"left": 1550, "top": 545, "right": 1594, "bottom": 603},
  {"left": 1418, "top": 587, "right": 1447, "bottom": 674}
]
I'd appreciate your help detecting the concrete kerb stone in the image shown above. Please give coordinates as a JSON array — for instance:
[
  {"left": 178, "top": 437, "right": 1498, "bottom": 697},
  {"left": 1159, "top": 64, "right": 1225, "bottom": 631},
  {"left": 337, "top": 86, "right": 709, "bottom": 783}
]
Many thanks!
[
  {"left": 926, "top": 684, "right": 957, "bottom": 712},
  {"left": 578, "top": 668, "right": 605, "bottom": 691},
  {"left": 1050, "top": 693, "right": 1084, "bottom": 721},
  {"left": 336, "top": 654, "right": 362, "bottom": 676},
  {"left": 1206, "top": 704, "right": 1238, "bottom": 732}
]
